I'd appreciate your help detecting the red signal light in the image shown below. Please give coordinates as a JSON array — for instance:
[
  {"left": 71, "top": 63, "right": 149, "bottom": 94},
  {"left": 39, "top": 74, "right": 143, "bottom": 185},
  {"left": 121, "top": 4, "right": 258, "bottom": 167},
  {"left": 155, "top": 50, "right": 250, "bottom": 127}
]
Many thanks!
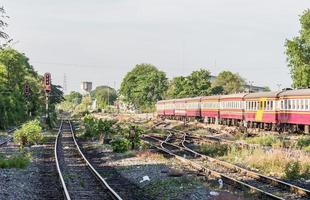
[{"left": 44, "top": 73, "right": 52, "bottom": 93}]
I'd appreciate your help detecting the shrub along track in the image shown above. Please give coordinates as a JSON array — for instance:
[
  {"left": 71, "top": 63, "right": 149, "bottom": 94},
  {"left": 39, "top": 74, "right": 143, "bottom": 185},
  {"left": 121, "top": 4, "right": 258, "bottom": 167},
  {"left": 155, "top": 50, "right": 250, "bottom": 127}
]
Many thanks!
[
  {"left": 142, "top": 130, "right": 310, "bottom": 200},
  {"left": 55, "top": 120, "right": 122, "bottom": 200}
]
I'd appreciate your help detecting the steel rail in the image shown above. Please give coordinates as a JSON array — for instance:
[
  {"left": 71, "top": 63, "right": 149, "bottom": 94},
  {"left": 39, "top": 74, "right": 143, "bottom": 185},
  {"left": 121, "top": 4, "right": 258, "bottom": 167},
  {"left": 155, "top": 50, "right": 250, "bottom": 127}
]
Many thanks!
[
  {"left": 170, "top": 129, "right": 310, "bottom": 198},
  {"left": 142, "top": 134, "right": 302, "bottom": 200},
  {"left": 68, "top": 120, "right": 123, "bottom": 200},
  {"left": 0, "top": 127, "right": 18, "bottom": 147},
  {"left": 54, "top": 120, "right": 71, "bottom": 200}
]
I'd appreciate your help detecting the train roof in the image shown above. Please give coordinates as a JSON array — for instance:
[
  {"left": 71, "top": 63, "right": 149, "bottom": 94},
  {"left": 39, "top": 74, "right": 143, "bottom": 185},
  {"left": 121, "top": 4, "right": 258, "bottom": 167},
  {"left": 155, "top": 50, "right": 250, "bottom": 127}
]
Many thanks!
[
  {"left": 201, "top": 95, "right": 221, "bottom": 100},
  {"left": 244, "top": 91, "right": 282, "bottom": 99},
  {"left": 279, "top": 89, "right": 310, "bottom": 97},
  {"left": 220, "top": 93, "right": 248, "bottom": 99}
]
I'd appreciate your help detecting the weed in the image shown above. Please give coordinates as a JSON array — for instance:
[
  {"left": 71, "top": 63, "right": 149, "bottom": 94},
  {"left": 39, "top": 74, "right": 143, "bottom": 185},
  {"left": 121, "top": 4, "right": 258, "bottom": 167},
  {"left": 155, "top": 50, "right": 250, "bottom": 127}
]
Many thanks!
[
  {"left": 297, "top": 136, "right": 310, "bottom": 149},
  {"left": 284, "top": 161, "right": 301, "bottom": 179},
  {"left": 244, "top": 135, "right": 278, "bottom": 146},
  {"left": 110, "top": 137, "right": 130, "bottom": 153},
  {"left": 0, "top": 153, "right": 30, "bottom": 169},
  {"left": 199, "top": 143, "right": 229, "bottom": 157}
]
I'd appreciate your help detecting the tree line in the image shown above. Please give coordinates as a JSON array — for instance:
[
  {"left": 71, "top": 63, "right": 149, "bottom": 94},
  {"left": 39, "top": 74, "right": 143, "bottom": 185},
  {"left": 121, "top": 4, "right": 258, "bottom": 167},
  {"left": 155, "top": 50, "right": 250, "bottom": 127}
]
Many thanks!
[
  {"left": 0, "top": 7, "right": 63, "bottom": 129},
  {"left": 120, "top": 9, "right": 310, "bottom": 112},
  {"left": 119, "top": 63, "right": 250, "bottom": 112}
]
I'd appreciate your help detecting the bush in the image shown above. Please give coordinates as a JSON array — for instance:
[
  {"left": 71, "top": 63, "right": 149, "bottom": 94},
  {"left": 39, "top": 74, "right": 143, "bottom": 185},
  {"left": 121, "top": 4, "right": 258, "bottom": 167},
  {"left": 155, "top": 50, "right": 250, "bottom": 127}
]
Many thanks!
[
  {"left": 14, "top": 120, "right": 43, "bottom": 147},
  {"left": 245, "top": 135, "right": 278, "bottom": 146},
  {"left": 0, "top": 153, "right": 30, "bottom": 169},
  {"left": 284, "top": 161, "right": 301, "bottom": 179},
  {"left": 297, "top": 137, "right": 310, "bottom": 149},
  {"left": 304, "top": 145, "right": 310, "bottom": 153},
  {"left": 110, "top": 137, "right": 130, "bottom": 153},
  {"left": 199, "top": 143, "right": 229, "bottom": 157}
]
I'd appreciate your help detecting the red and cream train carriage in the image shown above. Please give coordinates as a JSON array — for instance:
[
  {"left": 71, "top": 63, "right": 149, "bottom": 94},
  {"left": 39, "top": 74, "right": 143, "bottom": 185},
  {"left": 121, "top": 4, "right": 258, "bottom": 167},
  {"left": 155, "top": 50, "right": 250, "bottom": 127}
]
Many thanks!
[
  {"left": 219, "top": 93, "right": 247, "bottom": 125},
  {"left": 186, "top": 97, "right": 201, "bottom": 119},
  {"left": 278, "top": 89, "right": 310, "bottom": 132},
  {"left": 155, "top": 88, "right": 310, "bottom": 133},
  {"left": 201, "top": 95, "right": 220, "bottom": 123},
  {"left": 244, "top": 91, "right": 280, "bottom": 129}
]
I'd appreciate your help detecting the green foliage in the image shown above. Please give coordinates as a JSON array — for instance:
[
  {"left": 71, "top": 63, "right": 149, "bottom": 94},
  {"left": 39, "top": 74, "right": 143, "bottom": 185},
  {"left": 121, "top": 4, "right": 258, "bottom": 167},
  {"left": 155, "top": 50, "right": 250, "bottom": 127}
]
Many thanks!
[
  {"left": 126, "top": 125, "right": 144, "bottom": 150},
  {"left": 14, "top": 120, "right": 43, "bottom": 147},
  {"left": 119, "top": 63, "right": 168, "bottom": 112},
  {"left": 199, "top": 143, "right": 229, "bottom": 157},
  {"left": 297, "top": 136, "right": 310, "bottom": 148},
  {"left": 0, "top": 7, "right": 9, "bottom": 45},
  {"left": 212, "top": 71, "right": 245, "bottom": 94},
  {"left": 0, "top": 48, "right": 47, "bottom": 129},
  {"left": 284, "top": 161, "right": 301, "bottom": 179},
  {"left": 65, "top": 91, "right": 82, "bottom": 104},
  {"left": 244, "top": 135, "right": 279, "bottom": 147},
  {"left": 0, "top": 153, "right": 30, "bottom": 169},
  {"left": 83, "top": 115, "right": 99, "bottom": 138},
  {"left": 285, "top": 9, "right": 310, "bottom": 88},
  {"left": 91, "top": 86, "right": 117, "bottom": 109},
  {"left": 110, "top": 137, "right": 130, "bottom": 153},
  {"left": 166, "top": 69, "right": 211, "bottom": 98}
]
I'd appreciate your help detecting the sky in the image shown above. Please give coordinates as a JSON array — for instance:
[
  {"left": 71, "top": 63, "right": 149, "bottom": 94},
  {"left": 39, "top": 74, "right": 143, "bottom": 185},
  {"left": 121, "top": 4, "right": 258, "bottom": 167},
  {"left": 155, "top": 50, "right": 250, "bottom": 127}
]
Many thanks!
[{"left": 2, "top": 0, "right": 310, "bottom": 93}]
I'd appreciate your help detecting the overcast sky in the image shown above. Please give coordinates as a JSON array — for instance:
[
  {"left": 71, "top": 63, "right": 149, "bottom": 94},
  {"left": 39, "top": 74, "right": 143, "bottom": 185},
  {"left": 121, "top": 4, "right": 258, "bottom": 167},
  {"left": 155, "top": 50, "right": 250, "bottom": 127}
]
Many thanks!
[{"left": 2, "top": 0, "right": 310, "bottom": 93}]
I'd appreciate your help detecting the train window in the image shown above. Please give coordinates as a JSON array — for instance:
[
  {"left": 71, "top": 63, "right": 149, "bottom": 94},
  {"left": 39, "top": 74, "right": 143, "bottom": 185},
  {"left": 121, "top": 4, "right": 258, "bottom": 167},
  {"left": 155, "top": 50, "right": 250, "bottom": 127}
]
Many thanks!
[
  {"left": 301, "top": 99, "right": 304, "bottom": 110},
  {"left": 270, "top": 101, "right": 273, "bottom": 110},
  {"left": 266, "top": 101, "right": 270, "bottom": 110},
  {"left": 292, "top": 100, "right": 295, "bottom": 110},
  {"left": 281, "top": 100, "right": 283, "bottom": 110},
  {"left": 306, "top": 99, "right": 309, "bottom": 110},
  {"left": 296, "top": 100, "right": 300, "bottom": 110}
]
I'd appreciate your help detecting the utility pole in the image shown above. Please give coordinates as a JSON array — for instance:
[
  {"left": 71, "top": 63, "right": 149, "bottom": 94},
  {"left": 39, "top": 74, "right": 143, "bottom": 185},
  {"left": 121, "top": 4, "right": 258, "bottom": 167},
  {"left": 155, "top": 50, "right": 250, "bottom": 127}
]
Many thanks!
[{"left": 248, "top": 81, "right": 254, "bottom": 93}]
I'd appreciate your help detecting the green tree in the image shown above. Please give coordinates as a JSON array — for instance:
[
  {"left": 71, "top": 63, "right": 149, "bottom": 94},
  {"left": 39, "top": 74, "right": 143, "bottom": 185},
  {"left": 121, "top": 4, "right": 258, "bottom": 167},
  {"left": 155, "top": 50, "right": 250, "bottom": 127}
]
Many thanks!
[
  {"left": 285, "top": 9, "right": 310, "bottom": 88},
  {"left": 0, "top": 48, "right": 45, "bottom": 129},
  {"left": 185, "top": 69, "right": 211, "bottom": 96},
  {"left": 91, "top": 86, "right": 117, "bottom": 109},
  {"left": 212, "top": 71, "right": 245, "bottom": 94},
  {"left": 165, "top": 76, "right": 187, "bottom": 98},
  {"left": 119, "top": 63, "right": 168, "bottom": 111},
  {"left": 166, "top": 69, "right": 211, "bottom": 98},
  {"left": 0, "top": 7, "right": 9, "bottom": 46},
  {"left": 65, "top": 91, "right": 82, "bottom": 104}
]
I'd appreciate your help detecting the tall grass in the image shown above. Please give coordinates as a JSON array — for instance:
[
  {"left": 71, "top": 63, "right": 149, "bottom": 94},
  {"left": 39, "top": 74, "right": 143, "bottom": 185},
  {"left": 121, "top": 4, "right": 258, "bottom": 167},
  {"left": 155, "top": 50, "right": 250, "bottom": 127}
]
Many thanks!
[
  {"left": 221, "top": 147, "right": 310, "bottom": 179},
  {"left": 0, "top": 153, "right": 30, "bottom": 169}
]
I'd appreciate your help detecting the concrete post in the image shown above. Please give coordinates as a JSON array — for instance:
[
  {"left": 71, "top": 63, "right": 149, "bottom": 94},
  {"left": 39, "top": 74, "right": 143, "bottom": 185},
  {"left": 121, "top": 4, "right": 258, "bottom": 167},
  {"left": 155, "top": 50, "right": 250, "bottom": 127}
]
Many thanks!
[{"left": 305, "top": 125, "right": 310, "bottom": 134}]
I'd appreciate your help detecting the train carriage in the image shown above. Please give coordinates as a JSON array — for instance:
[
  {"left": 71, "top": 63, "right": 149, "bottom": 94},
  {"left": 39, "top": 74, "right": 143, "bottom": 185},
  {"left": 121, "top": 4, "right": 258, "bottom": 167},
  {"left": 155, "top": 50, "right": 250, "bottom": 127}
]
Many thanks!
[
  {"left": 175, "top": 98, "right": 187, "bottom": 119},
  {"left": 186, "top": 97, "right": 201, "bottom": 119},
  {"left": 244, "top": 91, "right": 281, "bottom": 129},
  {"left": 278, "top": 89, "right": 310, "bottom": 133},
  {"left": 156, "top": 100, "right": 165, "bottom": 116},
  {"left": 219, "top": 93, "right": 247, "bottom": 125},
  {"left": 164, "top": 99, "right": 175, "bottom": 117},
  {"left": 201, "top": 95, "right": 220, "bottom": 123}
]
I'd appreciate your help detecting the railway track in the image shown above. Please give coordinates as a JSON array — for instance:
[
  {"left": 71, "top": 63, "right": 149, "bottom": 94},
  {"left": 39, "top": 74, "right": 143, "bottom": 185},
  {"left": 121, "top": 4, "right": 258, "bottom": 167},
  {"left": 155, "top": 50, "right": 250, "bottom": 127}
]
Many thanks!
[
  {"left": 55, "top": 120, "right": 123, "bottom": 200},
  {"left": 142, "top": 131, "right": 310, "bottom": 200},
  {"left": 0, "top": 128, "right": 16, "bottom": 147}
]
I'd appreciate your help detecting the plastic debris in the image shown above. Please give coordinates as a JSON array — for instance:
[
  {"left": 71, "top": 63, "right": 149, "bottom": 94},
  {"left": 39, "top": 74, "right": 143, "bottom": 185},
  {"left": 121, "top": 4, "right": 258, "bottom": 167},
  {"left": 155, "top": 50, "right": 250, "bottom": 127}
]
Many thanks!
[
  {"left": 210, "top": 191, "right": 219, "bottom": 196},
  {"left": 139, "top": 176, "right": 150, "bottom": 183},
  {"left": 218, "top": 178, "right": 223, "bottom": 189}
]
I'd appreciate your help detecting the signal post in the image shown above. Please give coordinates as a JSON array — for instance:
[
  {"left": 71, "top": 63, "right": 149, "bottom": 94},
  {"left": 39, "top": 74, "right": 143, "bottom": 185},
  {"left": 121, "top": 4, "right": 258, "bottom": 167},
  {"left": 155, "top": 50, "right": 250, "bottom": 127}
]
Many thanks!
[{"left": 44, "top": 73, "right": 52, "bottom": 123}]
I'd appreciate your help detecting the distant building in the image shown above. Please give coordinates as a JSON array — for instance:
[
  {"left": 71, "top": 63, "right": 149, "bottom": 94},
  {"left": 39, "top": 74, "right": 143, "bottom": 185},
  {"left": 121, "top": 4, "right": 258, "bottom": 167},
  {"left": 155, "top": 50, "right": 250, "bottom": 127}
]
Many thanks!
[
  {"left": 244, "top": 84, "right": 268, "bottom": 93},
  {"left": 210, "top": 75, "right": 217, "bottom": 82},
  {"left": 81, "top": 81, "right": 92, "bottom": 95}
]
